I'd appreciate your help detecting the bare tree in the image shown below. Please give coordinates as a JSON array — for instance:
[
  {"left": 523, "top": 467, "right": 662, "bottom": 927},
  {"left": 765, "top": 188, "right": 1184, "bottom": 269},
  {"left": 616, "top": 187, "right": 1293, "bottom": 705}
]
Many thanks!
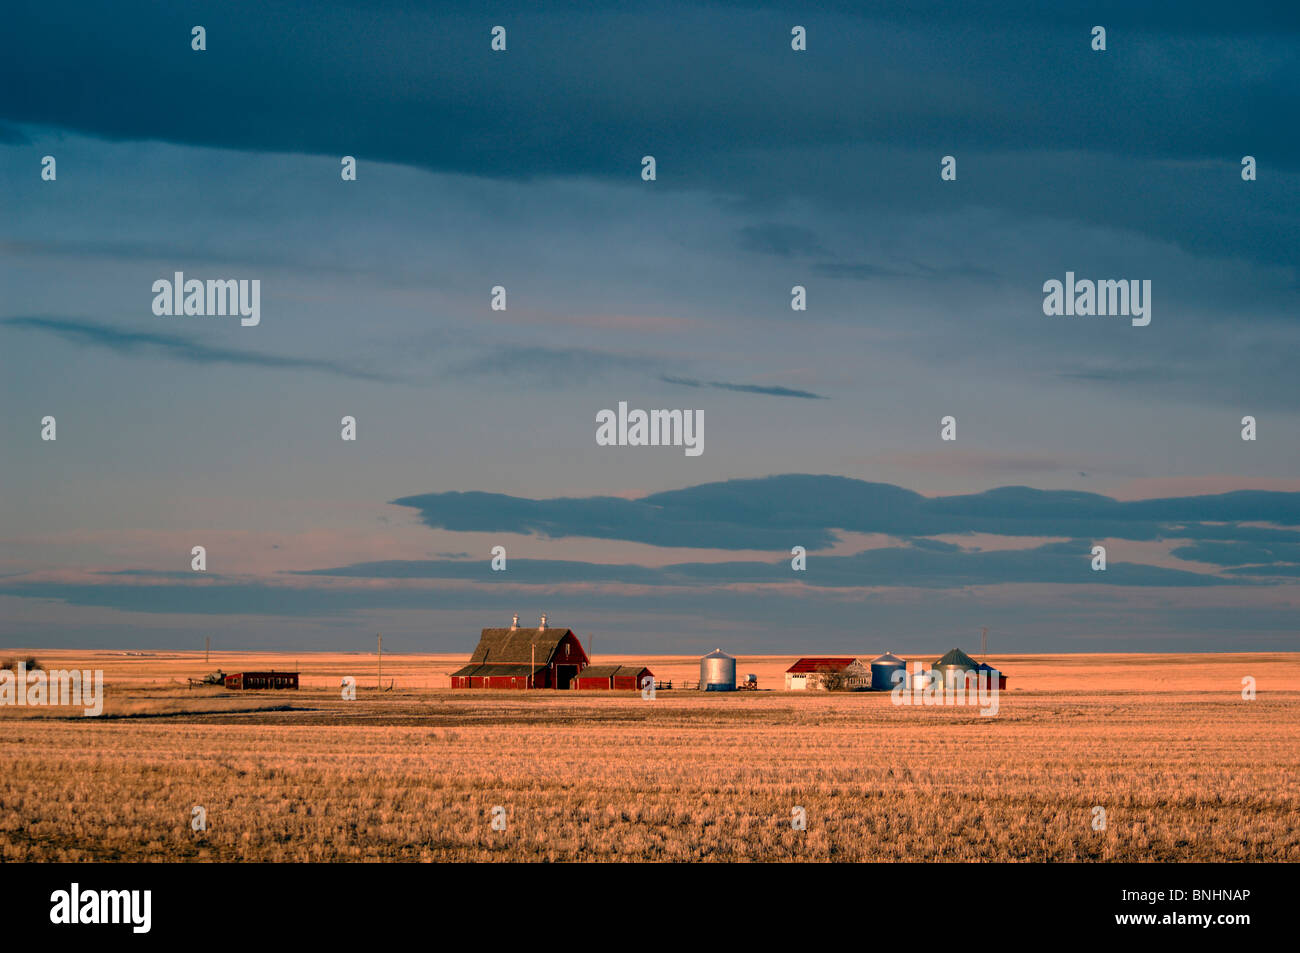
[{"left": 814, "top": 665, "right": 846, "bottom": 692}]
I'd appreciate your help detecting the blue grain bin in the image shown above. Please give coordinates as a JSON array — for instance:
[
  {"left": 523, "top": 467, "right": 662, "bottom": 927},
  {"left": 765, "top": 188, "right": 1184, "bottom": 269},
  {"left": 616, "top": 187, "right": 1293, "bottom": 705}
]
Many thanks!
[{"left": 870, "top": 652, "right": 908, "bottom": 691}]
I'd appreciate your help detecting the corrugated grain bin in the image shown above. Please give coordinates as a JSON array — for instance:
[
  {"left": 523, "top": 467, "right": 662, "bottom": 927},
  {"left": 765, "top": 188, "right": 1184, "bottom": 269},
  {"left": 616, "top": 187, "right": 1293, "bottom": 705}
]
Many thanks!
[
  {"left": 699, "top": 648, "right": 737, "bottom": 692},
  {"left": 870, "top": 652, "right": 908, "bottom": 690}
]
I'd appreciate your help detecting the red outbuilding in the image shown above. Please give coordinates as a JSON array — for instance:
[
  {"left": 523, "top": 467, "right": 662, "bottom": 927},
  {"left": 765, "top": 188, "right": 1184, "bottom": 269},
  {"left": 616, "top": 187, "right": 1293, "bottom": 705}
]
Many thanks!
[
  {"left": 784, "top": 657, "right": 870, "bottom": 690},
  {"left": 976, "top": 661, "right": 1008, "bottom": 691},
  {"left": 574, "top": 664, "right": 654, "bottom": 691},
  {"left": 450, "top": 614, "right": 590, "bottom": 689},
  {"left": 224, "top": 671, "right": 299, "bottom": 690}
]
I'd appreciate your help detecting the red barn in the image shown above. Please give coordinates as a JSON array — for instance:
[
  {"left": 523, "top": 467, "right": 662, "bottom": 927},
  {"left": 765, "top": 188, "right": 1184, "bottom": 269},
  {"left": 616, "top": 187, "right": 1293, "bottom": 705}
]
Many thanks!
[
  {"left": 224, "top": 671, "right": 298, "bottom": 690},
  {"left": 450, "top": 615, "right": 590, "bottom": 689},
  {"left": 574, "top": 664, "right": 654, "bottom": 691}
]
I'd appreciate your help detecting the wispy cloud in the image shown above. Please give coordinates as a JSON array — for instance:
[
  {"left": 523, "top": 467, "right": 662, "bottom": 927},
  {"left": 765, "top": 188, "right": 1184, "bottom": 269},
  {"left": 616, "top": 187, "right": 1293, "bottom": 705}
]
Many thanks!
[
  {"left": 2, "top": 316, "right": 393, "bottom": 382},
  {"left": 444, "top": 349, "right": 830, "bottom": 399},
  {"left": 1170, "top": 541, "right": 1300, "bottom": 567},
  {"left": 296, "top": 539, "right": 1242, "bottom": 589},
  {"left": 659, "top": 375, "right": 828, "bottom": 400},
  {"left": 0, "top": 537, "right": 1247, "bottom": 625}
]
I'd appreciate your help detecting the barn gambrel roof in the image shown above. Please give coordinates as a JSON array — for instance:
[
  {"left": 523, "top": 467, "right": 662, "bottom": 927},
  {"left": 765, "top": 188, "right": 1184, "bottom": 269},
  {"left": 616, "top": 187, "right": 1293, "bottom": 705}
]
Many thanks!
[
  {"left": 468, "top": 627, "right": 578, "bottom": 665},
  {"left": 786, "top": 657, "right": 866, "bottom": 674}
]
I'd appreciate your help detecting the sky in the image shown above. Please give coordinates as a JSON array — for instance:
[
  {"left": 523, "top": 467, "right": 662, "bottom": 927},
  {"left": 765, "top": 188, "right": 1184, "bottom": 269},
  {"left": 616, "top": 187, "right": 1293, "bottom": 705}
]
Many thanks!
[{"left": 1, "top": 1, "right": 1298, "bottom": 655}]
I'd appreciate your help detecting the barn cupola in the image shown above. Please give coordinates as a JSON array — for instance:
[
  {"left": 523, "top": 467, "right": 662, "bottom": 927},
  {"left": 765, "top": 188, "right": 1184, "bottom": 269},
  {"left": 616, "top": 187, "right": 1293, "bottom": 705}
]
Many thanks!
[
  {"left": 538, "top": 613, "right": 548, "bottom": 631},
  {"left": 510, "top": 613, "right": 519, "bottom": 631}
]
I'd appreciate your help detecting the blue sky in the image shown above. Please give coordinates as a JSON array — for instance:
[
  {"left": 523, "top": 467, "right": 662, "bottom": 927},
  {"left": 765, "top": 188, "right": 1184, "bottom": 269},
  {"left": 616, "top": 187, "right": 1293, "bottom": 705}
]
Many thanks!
[{"left": 1, "top": 2, "right": 1298, "bottom": 653}]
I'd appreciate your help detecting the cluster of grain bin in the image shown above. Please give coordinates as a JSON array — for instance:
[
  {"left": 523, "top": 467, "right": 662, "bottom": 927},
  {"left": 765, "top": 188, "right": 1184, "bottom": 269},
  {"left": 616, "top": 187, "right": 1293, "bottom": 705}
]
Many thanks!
[
  {"left": 932, "top": 647, "right": 1007, "bottom": 689},
  {"left": 703, "top": 649, "right": 910, "bottom": 693}
]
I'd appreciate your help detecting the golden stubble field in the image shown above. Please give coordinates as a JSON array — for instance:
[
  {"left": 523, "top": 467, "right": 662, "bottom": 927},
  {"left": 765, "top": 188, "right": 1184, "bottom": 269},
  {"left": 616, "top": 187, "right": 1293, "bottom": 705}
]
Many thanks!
[{"left": 1, "top": 650, "right": 1297, "bottom": 862}]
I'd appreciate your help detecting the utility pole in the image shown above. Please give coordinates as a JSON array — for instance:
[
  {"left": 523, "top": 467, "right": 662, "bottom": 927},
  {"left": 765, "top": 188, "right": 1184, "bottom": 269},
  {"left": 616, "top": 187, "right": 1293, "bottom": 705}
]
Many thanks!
[
  {"left": 205, "top": 636, "right": 210, "bottom": 665},
  {"left": 377, "top": 634, "right": 382, "bottom": 690},
  {"left": 981, "top": 626, "right": 988, "bottom": 660}
]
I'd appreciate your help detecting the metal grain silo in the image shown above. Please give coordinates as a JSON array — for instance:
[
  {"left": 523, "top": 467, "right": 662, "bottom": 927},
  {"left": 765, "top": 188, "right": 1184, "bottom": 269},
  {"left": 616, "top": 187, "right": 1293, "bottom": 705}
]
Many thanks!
[
  {"left": 699, "top": 648, "right": 737, "bottom": 691},
  {"left": 870, "top": 651, "right": 907, "bottom": 691}
]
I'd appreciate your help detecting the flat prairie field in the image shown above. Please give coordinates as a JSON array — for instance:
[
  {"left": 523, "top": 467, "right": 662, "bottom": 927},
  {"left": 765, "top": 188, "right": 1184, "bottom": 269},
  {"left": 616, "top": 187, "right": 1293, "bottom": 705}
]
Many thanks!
[{"left": 1, "top": 651, "right": 1297, "bottom": 862}]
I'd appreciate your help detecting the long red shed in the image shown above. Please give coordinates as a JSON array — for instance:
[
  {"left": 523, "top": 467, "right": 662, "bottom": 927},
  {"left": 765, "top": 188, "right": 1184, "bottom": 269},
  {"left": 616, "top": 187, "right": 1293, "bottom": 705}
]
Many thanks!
[
  {"left": 224, "top": 671, "right": 299, "bottom": 690},
  {"left": 574, "top": 664, "right": 654, "bottom": 691}
]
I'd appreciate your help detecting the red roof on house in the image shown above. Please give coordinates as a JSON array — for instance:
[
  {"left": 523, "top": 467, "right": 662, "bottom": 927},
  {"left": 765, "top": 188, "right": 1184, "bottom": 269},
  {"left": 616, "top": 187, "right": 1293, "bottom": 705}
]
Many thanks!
[{"left": 786, "top": 657, "right": 860, "bottom": 674}]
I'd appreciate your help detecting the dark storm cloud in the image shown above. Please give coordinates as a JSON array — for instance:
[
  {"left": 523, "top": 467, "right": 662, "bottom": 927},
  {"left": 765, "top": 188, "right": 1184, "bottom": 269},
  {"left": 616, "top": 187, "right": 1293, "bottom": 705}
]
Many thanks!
[
  {"left": 3, "top": 1, "right": 1296, "bottom": 268},
  {"left": 7, "top": 1, "right": 1295, "bottom": 169},
  {"left": 391, "top": 474, "right": 1300, "bottom": 551},
  {"left": 1, "top": 316, "right": 394, "bottom": 381}
]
